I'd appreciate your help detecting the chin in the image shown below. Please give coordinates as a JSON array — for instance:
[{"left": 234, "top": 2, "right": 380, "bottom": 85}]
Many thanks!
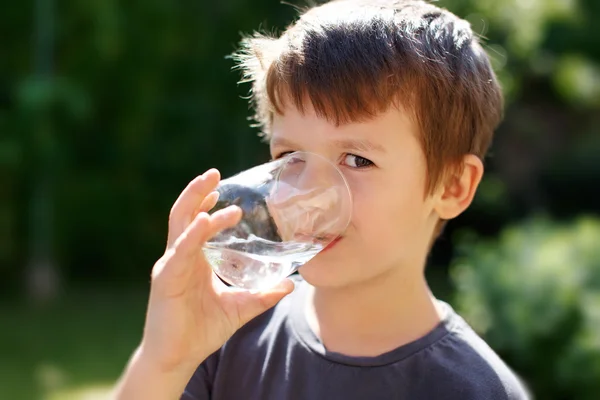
[
  {"left": 297, "top": 256, "right": 360, "bottom": 289},
  {"left": 297, "top": 257, "right": 334, "bottom": 286},
  {"left": 298, "top": 251, "right": 400, "bottom": 290}
]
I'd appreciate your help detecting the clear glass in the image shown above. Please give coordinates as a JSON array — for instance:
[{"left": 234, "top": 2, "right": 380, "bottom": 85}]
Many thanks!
[{"left": 203, "top": 151, "right": 352, "bottom": 290}]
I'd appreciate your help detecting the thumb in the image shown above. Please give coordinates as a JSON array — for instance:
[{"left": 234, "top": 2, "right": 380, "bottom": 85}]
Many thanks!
[{"left": 231, "top": 279, "right": 296, "bottom": 326}]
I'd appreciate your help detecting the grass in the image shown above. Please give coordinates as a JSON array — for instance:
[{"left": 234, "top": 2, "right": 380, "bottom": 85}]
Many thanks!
[
  {"left": 0, "top": 287, "right": 148, "bottom": 400},
  {"left": 0, "top": 270, "right": 453, "bottom": 400}
]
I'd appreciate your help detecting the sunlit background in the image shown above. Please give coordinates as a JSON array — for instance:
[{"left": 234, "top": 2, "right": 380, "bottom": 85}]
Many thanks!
[{"left": 1, "top": 0, "right": 599, "bottom": 399}]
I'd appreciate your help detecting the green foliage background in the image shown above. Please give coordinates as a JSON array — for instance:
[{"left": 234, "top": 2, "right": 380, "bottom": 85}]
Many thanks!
[{"left": 0, "top": 0, "right": 599, "bottom": 398}]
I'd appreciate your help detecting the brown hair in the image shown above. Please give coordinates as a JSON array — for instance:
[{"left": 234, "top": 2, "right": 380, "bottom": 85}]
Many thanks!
[{"left": 233, "top": 0, "right": 503, "bottom": 232}]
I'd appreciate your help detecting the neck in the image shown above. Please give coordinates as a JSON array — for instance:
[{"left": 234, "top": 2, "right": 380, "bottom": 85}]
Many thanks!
[{"left": 304, "top": 265, "right": 443, "bottom": 357}]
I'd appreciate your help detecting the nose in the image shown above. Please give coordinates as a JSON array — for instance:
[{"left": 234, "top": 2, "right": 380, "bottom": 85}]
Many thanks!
[
  {"left": 295, "top": 155, "right": 330, "bottom": 190},
  {"left": 276, "top": 152, "right": 340, "bottom": 211},
  {"left": 266, "top": 152, "right": 351, "bottom": 242}
]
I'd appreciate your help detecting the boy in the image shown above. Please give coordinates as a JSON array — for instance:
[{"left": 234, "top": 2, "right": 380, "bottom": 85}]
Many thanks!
[{"left": 114, "top": 0, "right": 530, "bottom": 398}]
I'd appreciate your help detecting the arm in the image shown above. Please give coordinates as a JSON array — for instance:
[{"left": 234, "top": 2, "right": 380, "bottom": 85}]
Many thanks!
[
  {"left": 113, "top": 345, "right": 201, "bottom": 400},
  {"left": 111, "top": 169, "right": 293, "bottom": 400}
]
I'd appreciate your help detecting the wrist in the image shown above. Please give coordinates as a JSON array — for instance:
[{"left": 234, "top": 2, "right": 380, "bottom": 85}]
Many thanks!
[
  {"left": 113, "top": 344, "right": 199, "bottom": 400},
  {"left": 136, "top": 342, "right": 201, "bottom": 378}
]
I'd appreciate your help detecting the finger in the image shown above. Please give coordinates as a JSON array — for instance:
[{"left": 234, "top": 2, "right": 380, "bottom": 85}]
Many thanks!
[
  {"left": 153, "top": 206, "right": 242, "bottom": 298},
  {"left": 162, "top": 206, "right": 242, "bottom": 286},
  {"left": 168, "top": 169, "right": 220, "bottom": 247},
  {"left": 175, "top": 206, "right": 242, "bottom": 258},
  {"left": 152, "top": 212, "right": 212, "bottom": 286},
  {"left": 224, "top": 279, "right": 295, "bottom": 327},
  {"left": 183, "top": 191, "right": 220, "bottom": 235},
  {"left": 198, "top": 191, "right": 220, "bottom": 213},
  {"left": 207, "top": 205, "right": 243, "bottom": 240}
]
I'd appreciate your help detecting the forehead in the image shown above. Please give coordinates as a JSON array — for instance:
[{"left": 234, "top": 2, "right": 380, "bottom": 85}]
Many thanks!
[
  {"left": 269, "top": 103, "right": 419, "bottom": 151},
  {"left": 271, "top": 136, "right": 386, "bottom": 154}
]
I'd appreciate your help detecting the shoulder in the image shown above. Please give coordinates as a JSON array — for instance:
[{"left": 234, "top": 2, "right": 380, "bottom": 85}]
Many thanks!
[{"left": 420, "top": 303, "right": 531, "bottom": 400}]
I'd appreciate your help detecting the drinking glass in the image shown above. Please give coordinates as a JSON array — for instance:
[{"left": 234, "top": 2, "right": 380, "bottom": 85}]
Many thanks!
[{"left": 202, "top": 151, "right": 352, "bottom": 290}]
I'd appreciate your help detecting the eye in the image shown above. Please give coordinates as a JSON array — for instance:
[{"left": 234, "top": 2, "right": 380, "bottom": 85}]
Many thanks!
[
  {"left": 274, "top": 151, "right": 304, "bottom": 164},
  {"left": 343, "top": 154, "right": 374, "bottom": 169},
  {"left": 273, "top": 151, "right": 294, "bottom": 160}
]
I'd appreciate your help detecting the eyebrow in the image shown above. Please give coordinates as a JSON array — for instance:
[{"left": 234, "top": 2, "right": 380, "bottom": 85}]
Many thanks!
[{"left": 271, "top": 137, "right": 386, "bottom": 154}]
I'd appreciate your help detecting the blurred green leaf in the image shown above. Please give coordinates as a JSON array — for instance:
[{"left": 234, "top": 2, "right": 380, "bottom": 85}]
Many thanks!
[{"left": 451, "top": 216, "right": 600, "bottom": 399}]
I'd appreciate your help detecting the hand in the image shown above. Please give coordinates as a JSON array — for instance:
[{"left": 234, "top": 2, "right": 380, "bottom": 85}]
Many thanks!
[{"left": 141, "top": 169, "right": 294, "bottom": 374}]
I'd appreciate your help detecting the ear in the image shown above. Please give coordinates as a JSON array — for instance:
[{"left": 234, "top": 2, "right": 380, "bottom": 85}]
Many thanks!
[{"left": 433, "top": 155, "right": 484, "bottom": 220}]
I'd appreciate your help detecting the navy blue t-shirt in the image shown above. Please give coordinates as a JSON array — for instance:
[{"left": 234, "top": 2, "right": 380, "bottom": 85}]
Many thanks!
[{"left": 183, "top": 278, "right": 530, "bottom": 399}]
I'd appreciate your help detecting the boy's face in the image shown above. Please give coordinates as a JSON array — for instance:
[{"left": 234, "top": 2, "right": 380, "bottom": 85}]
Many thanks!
[{"left": 270, "top": 103, "right": 442, "bottom": 288}]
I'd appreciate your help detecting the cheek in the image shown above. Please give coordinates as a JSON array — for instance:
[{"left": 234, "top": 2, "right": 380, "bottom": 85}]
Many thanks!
[{"left": 347, "top": 170, "right": 428, "bottom": 242}]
